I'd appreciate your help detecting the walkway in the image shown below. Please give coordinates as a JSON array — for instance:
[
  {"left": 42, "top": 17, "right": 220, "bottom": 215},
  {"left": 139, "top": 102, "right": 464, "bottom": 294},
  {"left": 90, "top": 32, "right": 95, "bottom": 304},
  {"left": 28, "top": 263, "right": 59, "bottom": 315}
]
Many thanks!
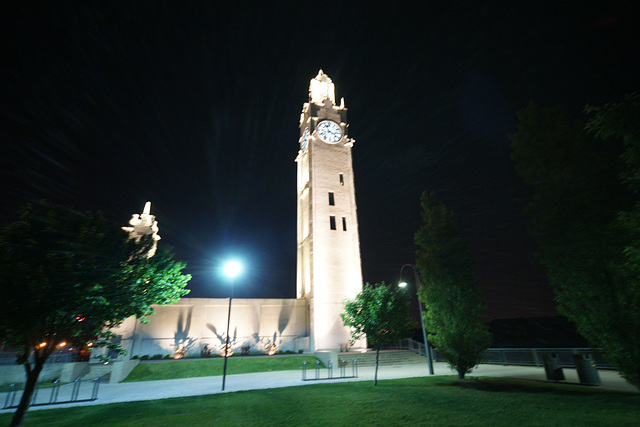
[{"left": 1, "top": 361, "right": 636, "bottom": 414}]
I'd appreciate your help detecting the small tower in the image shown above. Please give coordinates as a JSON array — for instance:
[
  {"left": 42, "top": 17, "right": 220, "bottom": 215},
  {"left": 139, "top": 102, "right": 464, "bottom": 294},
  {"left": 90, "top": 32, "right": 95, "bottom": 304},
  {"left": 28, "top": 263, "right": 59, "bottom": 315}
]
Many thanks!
[
  {"left": 296, "top": 70, "right": 365, "bottom": 351},
  {"left": 122, "top": 201, "right": 161, "bottom": 257}
]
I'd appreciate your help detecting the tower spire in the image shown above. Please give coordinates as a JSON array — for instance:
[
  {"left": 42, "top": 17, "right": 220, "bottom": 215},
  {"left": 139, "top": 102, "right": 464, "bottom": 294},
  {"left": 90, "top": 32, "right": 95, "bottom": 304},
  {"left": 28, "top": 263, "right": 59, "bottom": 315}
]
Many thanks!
[{"left": 309, "top": 69, "right": 335, "bottom": 104}]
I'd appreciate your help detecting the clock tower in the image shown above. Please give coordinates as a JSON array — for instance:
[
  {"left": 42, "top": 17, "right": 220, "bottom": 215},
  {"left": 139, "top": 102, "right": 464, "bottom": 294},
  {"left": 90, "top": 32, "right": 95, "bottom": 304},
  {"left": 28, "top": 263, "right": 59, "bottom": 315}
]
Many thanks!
[{"left": 296, "top": 70, "right": 365, "bottom": 351}]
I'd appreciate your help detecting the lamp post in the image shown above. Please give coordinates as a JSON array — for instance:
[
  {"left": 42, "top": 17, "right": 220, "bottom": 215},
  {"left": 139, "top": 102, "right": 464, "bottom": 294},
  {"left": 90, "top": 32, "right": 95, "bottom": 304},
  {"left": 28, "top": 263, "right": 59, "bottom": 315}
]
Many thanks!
[
  {"left": 399, "top": 264, "right": 434, "bottom": 375},
  {"left": 222, "top": 260, "right": 242, "bottom": 391}
]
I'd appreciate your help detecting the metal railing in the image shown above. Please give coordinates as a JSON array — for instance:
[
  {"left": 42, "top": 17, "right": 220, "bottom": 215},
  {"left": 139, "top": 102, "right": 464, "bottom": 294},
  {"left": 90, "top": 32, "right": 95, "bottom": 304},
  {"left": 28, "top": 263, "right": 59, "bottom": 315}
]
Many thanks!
[
  {"left": 479, "top": 347, "right": 612, "bottom": 369},
  {"left": 405, "top": 339, "right": 434, "bottom": 360},
  {"left": 401, "top": 339, "right": 613, "bottom": 369}
]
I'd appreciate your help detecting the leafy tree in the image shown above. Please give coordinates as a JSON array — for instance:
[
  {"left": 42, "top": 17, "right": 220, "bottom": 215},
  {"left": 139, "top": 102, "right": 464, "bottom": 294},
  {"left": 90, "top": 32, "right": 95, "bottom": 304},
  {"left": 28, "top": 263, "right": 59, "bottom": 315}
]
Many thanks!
[
  {"left": 414, "top": 191, "right": 491, "bottom": 380},
  {"left": 511, "top": 100, "right": 640, "bottom": 389},
  {"left": 584, "top": 94, "right": 640, "bottom": 389},
  {"left": 341, "top": 282, "right": 414, "bottom": 385},
  {"left": 0, "top": 201, "right": 191, "bottom": 426}
]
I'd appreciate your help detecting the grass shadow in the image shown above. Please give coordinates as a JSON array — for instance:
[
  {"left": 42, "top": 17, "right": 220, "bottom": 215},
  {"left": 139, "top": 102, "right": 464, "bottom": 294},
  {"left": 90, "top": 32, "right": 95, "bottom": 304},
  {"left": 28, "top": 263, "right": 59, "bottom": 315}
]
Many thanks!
[{"left": 442, "top": 377, "right": 635, "bottom": 396}]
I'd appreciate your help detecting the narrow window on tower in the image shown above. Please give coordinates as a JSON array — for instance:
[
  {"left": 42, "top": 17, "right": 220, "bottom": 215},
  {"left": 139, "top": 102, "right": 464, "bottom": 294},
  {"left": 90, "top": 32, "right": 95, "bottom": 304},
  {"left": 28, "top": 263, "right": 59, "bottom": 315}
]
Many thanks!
[
  {"left": 342, "top": 216, "right": 347, "bottom": 231},
  {"left": 339, "top": 173, "right": 344, "bottom": 185},
  {"left": 330, "top": 216, "right": 336, "bottom": 230},
  {"left": 328, "top": 192, "right": 335, "bottom": 206}
]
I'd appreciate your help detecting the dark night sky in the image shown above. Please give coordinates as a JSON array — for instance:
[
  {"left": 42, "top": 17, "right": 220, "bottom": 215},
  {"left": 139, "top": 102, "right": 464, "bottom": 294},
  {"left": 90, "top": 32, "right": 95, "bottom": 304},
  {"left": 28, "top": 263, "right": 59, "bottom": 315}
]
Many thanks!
[{"left": 2, "top": 2, "right": 638, "bottom": 320}]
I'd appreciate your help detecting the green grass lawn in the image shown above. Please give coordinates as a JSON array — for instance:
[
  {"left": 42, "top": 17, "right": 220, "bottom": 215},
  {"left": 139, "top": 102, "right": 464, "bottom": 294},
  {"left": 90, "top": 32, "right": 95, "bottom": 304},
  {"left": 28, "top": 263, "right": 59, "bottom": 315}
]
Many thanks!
[
  {"left": 2, "top": 376, "right": 638, "bottom": 426},
  {"left": 123, "top": 355, "right": 325, "bottom": 382}
]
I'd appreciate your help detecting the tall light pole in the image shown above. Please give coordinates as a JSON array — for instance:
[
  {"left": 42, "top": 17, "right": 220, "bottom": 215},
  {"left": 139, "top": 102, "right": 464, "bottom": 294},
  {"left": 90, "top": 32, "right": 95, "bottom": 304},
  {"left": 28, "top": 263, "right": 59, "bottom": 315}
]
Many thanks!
[
  {"left": 222, "top": 260, "right": 242, "bottom": 391},
  {"left": 399, "top": 264, "right": 434, "bottom": 375}
]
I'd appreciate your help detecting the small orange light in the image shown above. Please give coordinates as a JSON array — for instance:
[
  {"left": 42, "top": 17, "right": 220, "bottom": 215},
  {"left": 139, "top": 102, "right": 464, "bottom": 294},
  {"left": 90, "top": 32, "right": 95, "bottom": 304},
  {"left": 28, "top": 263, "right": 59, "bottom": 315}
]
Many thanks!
[
  {"left": 38, "top": 342, "right": 47, "bottom": 348},
  {"left": 58, "top": 342, "right": 67, "bottom": 348}
]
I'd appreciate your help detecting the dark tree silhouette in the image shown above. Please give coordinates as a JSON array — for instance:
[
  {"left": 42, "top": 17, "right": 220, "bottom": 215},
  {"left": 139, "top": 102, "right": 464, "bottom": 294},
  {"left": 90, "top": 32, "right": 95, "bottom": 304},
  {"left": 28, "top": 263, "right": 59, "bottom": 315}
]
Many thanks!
[{"left": 0, "top": 201, "right": 191, "bottom": 425}]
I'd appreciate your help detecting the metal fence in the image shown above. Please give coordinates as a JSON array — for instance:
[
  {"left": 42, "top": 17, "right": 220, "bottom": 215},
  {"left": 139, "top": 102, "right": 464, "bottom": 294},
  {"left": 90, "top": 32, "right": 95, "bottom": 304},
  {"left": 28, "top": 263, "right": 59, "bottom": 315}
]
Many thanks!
[
  {"left": 400, "top": 339, "right": 612, "bottom": 369},
  {"left": 479, "top": 347, "right": 612, "bottom": 369}
]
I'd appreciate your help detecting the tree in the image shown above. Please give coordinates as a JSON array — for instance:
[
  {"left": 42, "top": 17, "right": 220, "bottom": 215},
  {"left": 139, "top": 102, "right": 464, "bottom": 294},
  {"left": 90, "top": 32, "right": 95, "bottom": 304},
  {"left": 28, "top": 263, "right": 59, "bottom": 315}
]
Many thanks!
[
  {"left": 511, "top": 99, "right": 640, "bottom": 390},
  {"left": 341, "top": 282, "right": 414, "bottom": 385},
  {"left": 414, "top": 191, "right": 491, "bottom": 380},
  {"left": 0, "top": 201, "right": 191, "bottom": 426},
  {"left": 585, "top": 94, "right": 640, "bottom": 389}
]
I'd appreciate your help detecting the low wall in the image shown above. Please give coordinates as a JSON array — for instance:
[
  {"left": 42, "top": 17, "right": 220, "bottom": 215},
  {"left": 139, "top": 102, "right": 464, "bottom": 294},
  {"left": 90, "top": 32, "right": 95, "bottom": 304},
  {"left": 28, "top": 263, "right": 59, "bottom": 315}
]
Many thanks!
[
  {"left": 0, "top": 360, "right": 140, "bottom": 385},
  {"left": 0, "top": 363, "right": 66, "bottom": 386},
  {"left": 313, "top": 351, "right": 338, "bottom": 368},
  {"left": 109, "top": 298, "right": 310, "bottom": 359},
  {"left": 110, "top": 360, "right": 139, "bottom": 383},
  {"left": 59, "top": 362, "right": 89, "bottom": 382}
]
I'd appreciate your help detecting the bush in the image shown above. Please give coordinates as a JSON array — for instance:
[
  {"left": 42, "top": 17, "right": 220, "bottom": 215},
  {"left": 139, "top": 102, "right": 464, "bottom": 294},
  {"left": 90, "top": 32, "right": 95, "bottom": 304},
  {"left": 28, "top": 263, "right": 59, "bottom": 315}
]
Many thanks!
[
  {"left": 140, "top": 355, "right": 150, "bottom": 360},
  {"left": 131, "top": 355, "right": 139, "bottom": 360},
  {"left": 164, "top": 354, "right": 173, "bottom": 359},
  {"left": 298, "top": 349, "right": 304, "bottom": 354},
  {"left": 200, "top": 344, "right": 212, "bottom": 358},
  {"left": 151, "top": 354, "right": 163, "bottom": 360}
]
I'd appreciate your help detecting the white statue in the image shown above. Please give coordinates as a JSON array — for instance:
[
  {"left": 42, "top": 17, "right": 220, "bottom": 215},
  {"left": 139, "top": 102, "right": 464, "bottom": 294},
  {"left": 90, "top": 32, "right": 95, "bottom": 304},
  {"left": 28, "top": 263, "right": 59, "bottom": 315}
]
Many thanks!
[{"left": 122, "top": 201, "right": 161, "bottom": 257}]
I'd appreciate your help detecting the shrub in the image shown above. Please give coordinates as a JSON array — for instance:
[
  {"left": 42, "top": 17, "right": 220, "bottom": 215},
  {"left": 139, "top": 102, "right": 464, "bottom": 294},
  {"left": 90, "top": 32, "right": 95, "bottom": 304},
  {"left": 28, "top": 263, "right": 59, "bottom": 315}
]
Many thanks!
[
  {"left": 200, "top": 344, "right": 212, "bottom": 358},
  {"left": 164, "top": 354, "right": 173, "bottom": 359},
  {"left": 241, "top": 345, "right": 251, "bottom": 356},
  {"left": 140, "top": 355, "right": 150, "bottom": 360},
  {"left": 151, "top": 354, "right": 163, "bottom": 360},
  {"left": 131, "top": 355, "right": 139, "bottom": 360}
]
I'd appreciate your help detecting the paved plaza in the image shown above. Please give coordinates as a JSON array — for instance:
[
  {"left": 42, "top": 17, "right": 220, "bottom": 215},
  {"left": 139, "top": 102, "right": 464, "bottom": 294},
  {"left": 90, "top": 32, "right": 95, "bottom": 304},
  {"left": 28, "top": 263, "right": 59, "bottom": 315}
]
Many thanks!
[{"left": 1, "top": 361, "right": 636, "bottom": 414}]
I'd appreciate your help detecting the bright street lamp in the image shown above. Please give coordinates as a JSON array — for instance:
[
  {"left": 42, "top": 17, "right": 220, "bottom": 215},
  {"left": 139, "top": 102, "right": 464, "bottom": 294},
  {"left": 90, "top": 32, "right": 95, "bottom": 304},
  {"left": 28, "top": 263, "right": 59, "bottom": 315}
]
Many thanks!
[
  {"left": 222, "top": 260, "right": 242, "bottom": 391},
  {"left": 223, "top": 260, "right": 242, "bottom": 279},
  {"left": 399, "top": 264, "right": 434, "bottom": 375}
]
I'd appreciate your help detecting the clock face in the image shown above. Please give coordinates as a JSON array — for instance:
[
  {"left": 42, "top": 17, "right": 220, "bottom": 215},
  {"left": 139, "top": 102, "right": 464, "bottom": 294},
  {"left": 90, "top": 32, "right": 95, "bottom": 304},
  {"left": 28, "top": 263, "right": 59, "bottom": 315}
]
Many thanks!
[
  {"left": 301, "top": 128, "right": 309, "bottom": 152},
  {"left": 317, "top": 121, "right": 342, "bottom": 143}
]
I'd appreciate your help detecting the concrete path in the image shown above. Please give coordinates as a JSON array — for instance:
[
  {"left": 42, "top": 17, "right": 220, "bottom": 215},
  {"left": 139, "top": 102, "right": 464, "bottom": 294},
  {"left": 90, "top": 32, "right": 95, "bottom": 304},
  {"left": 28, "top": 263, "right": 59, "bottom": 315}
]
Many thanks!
[{"left": 1, "top": 362, "right": 636, "bottom": 414}]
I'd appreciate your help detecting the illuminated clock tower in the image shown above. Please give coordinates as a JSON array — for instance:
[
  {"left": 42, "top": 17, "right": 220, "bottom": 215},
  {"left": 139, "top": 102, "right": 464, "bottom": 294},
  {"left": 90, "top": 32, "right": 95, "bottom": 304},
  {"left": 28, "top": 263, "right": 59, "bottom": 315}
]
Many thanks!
[{"left": 296, "top": 70, "right": 365, "bottom": 351}]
